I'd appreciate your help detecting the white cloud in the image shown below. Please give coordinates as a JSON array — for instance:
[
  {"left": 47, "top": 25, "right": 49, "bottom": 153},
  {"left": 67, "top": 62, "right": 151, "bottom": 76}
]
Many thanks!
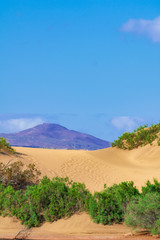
[
  {"left": 111, "top": 116, "right": 144, "bottom": 132},
  {"left": 121, "top": 16, "right": 160, "bottom": 42},
  {"left": 0, "top": 118, "right": 44, "bottom": 133}
]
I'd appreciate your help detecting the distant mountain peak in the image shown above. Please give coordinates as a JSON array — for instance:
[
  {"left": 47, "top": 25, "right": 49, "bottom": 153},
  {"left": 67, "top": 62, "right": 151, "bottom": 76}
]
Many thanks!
[
  {"left": 31, "top": 123, "right": 68, "bottom": 133},
  {"left": 0, "top": 123, "right": 111, "bottom": 150},
  {"left": 34, "top": 123, "right": 68, "bottom": 130}
]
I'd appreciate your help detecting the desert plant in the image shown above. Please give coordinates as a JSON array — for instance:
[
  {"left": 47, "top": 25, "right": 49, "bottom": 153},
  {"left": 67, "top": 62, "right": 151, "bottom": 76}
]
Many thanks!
[
  {"left": 1, "top": 174, "right": 160, "bottom": 232},
  {"left": 125, "top": 192, "right": 160, "bottom": 235},
  {"left": 141, "top": 179, "right": 160, "bottom": 195},
  {"left": 0, "top": 161, "right": 41, "bottom": 190},
  {"left": 89, "top": 181, "right": 139, "bottom": 225},
  {"left": 0, "top": 176, "right": 91, "bottom": 228},
  {"left": 0, "top": 137, "right": 15, "bottom": 153},
  {"left": 112, "top": 123, "right": 160, "bottom": 150}
]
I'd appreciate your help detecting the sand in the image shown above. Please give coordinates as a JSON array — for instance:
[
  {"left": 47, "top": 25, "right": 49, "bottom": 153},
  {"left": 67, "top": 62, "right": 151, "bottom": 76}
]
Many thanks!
[
  {"left": 0, "top": 213, "right": 132, "bottom": 239},
  {"left": 2, "top": 143, "right": 160, "bottom": 192},
  {"left": 0, "top": 144, "right": 160, "bottom": 239}
]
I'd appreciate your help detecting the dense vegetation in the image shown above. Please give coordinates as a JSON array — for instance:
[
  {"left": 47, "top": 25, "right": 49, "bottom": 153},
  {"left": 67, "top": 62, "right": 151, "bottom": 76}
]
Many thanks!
[
  {"left": 0, "top": 173, "right": 91, "bottom": 228},
  {"left": 89, "top": 182, "right": 139, "bottom": 225},
  {"left": 112, "top": 123, "right": 160, "bottom": 150},
  {"left": 0, "top": 137, "right": 15, "bottom": 153},
  {"left": 124, "top": 179, "right": 160, "bottom": 235}
]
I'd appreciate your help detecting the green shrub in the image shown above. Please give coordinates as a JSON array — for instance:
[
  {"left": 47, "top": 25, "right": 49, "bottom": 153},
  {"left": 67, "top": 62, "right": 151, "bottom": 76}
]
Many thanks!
[
  {"left": 141, "top": 179, "right": 160, "bottom": 195},
  {"left": 125, "top": 193, "right": 160, "bottom": 235},
  {"left": 2, "top": 175, "right": 160, "bottom": 232},
  {"left": 67, "top": 181, "right": 92, "bottom": 213},
  {"left": 0, "top": 138, "right": 15, "bottom": 153},
  {"left": 0, "top": 176, "right": 91, "bottom": 228},
  {"left": 89, "top": 181, "right": 139, "bottom": 225},
  {"left": 43, "top": 178, "right": 91, "bottom": 222},
  {"left": 89, "top": 191, "right": 122, "bottom": 225},
  {"left": 112, "top": 123, "right": 160, "bottom": 150},
  {"left": 0, "top": 184, "right": 15, "bottom": 215}
]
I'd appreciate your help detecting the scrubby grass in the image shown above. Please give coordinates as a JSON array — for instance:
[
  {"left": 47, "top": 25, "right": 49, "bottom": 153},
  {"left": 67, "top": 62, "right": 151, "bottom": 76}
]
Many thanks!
[
  {"left": 112, "top": 123, "right": 160, "bottom": 150},
  {"left": 0, "top": 137, "right": 15, "bottom": 153}
]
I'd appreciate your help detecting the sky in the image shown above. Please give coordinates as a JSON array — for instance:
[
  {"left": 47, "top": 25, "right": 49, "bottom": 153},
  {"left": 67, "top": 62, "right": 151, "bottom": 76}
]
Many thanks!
[{"left": 1, "top": 0, "right": 160, "bottom": 141}]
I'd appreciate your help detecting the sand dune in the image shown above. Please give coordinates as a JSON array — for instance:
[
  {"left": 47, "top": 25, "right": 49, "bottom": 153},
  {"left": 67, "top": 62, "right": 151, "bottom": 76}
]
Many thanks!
[
  {"left": 1, "top": 144, "right": 160, "bottom": 238},
  {"left": 2, "top": 144, "right": 160, "bottom": 192}
]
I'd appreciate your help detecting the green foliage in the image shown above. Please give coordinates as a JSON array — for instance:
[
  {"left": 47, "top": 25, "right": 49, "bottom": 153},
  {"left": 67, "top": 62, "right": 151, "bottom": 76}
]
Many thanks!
[
  {"left": 89, "top": 191, "right": 122, "bottom": 225},
  {"left": 0, "top": 137, "right": 15, "bottom": 153},
  {"left": 0, "top": 176, "right": 91, "bottom": 228},
  {"left": 112, "top": 123, "right": 160, "bottom": 150},
  {"left": 89, "top": 182, "right": 139, "bottom": 225},
  {"left": 141, "top": 179, "right": 160, "bottom": 195},
  {"left": 125, "top": 193, "right": 160, "bottom": 235},
  {"left": 1, "top": 172, "right": 160, "bottom": 235}
]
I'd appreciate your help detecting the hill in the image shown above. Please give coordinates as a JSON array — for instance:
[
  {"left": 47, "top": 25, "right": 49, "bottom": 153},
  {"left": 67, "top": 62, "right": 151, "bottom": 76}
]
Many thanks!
[
  {"left": 1, "top": 142, "right": 160, "bottom": 193},
  {"left": 0, "top": 123, "right": 110, "bottom": 150}
]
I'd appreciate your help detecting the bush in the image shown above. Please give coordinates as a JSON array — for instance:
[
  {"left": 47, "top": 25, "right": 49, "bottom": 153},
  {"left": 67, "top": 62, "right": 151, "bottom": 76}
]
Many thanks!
[
  {"left": 0, "top": 137, "right": 15, "bottom": 153},
  {"left": 125, "top": 193, "right": 160, "bottom": 235},
  {"left": 0, "top": 161, "right": 41, "bottom": 190},
  {"left": 89, "top": 181, "right": 139, "bottom": 225},
  {"left": 2, "top": 174, "right": 160, "bottom": 232},
  {"left": 112, "top": 123, "right": 160, "bottom": 150},
  {"left": 0, "top": 176, "right": 91, "bottom": 228},
  {"left": 89, "top": 191, "right": 122, "bottom": 225},
  {"left": 43, "top": 177, "right": 91, "bottom": 222},
  {"left": 141, "top": 179, "right": 160, "bottom": 195}
]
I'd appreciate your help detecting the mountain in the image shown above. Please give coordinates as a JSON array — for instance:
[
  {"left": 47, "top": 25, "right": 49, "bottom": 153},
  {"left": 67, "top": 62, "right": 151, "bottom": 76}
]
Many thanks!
[{"left": 0, "top": 123, "right": 110, "bottom": 150}]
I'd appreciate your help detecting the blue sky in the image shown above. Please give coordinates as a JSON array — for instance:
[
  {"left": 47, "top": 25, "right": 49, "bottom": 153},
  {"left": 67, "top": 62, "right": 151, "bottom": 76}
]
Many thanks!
[{"left": 1, "top": 0, "right": 160, "bottom": 141}]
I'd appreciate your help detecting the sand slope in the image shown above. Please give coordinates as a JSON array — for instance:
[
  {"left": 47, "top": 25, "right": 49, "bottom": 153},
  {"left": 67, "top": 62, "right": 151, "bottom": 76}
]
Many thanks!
[
  {"left": 0, "top": 213, "right": 131, "bottom": 239},
  {"left": 1, "top": 144, "right": 160, "bottom": 192},
  {"left": 1, "top": 144, "right": 160, "bottom": 238}
]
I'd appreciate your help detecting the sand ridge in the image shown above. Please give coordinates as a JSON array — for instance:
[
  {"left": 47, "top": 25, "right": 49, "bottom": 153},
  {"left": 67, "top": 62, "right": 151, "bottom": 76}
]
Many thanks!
[{"left": 7, "top": 145, "right": 160, "bottom": 192}]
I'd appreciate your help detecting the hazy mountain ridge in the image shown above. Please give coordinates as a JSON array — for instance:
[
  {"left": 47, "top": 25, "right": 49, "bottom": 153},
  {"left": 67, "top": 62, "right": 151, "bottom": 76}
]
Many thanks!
[{"left": 0, "top": 123, "right": 110, "bottom": 150}]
